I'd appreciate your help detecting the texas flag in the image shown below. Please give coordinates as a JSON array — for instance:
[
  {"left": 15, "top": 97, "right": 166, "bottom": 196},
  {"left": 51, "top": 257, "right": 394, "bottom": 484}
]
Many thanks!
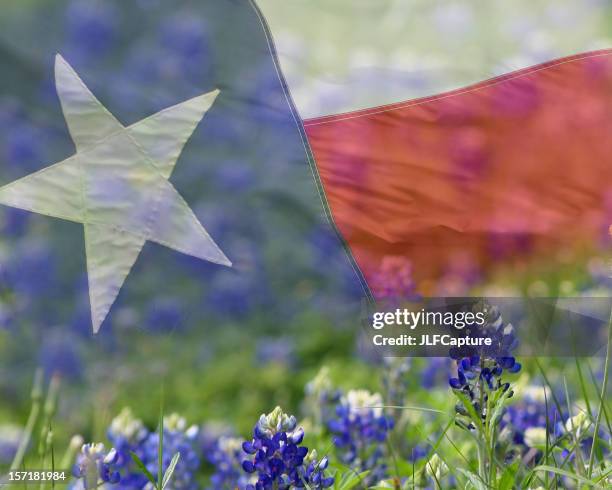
[{"left": 253, "top": 0, "right": 612, "bottom": 299}]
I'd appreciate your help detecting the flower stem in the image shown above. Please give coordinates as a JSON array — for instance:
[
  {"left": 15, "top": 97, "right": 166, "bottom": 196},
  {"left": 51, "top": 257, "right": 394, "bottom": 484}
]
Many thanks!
[
  {"left": 477, "top": 361, "right": 489, "bottom": 486},
  {"left": 10, "top": 369, "right": 44, "bottom": 471}
]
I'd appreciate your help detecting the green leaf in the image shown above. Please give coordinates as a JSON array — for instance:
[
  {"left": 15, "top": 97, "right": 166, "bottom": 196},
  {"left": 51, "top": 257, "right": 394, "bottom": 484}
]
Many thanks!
[
  {"left": 531, "top": 465, "right": 603, "bottom": 487},
  {"left": 457, "top": 468, "right": 488, "bottom": 490},
  {"left": 368, "top": 483, "right": 402, "bottom": 490},
  {"left": 161, "top": 452, "right": 181, "bottom": 490},
  {"left": 454, "top": 391, "right": 485, "bottom": 434},
  {"left": 497, "top": 460, "right": 519, "bottom": 490},
  {"left": 130, "top": 451, "right": 157, "bottom": 488},
  {"left": 332, "top": 469, "right": 370, "bottom": 490},
  {"left": 489, "top": 387, "right": 512, "bottom": 429}
]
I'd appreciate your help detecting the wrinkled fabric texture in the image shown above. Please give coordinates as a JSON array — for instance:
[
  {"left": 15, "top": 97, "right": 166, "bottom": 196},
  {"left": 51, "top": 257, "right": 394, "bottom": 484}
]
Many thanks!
[
  {"left": 0, "top": 55, "right": 230, "bottom": 332},
  {"left": 255, "top": 0, "right": 612, "bottom": 118},
  {"left": 304, "top": 50, "right": 612, "bottom": 297}
]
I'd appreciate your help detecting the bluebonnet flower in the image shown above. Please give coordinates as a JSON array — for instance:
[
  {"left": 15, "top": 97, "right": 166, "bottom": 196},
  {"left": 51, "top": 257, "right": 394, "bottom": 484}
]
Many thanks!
[
  {"left": 381, "top": 359, "right": 433, "bottom": 463},
  {"left": 0, "top": 99, "right": 21, "bottom": 132},
  {"left": 106, "top": 408, "right": 150, "bottom": 490},
  {"left": 143, "top": 414, "right": 200, "bottom": 490},
  {"left": 0, "top": 424, "right": 21, "bottom": 464},
  {"left": 199, "top": 421, "right": 235, "bottom": 456},
  {"left": 158, "top": 13, "right": 213, "bottom": 83},
  {"left": 448, "top": 302, "right": 520, "bottom": 362},
  {"left": 501, "top": 386, "right": 563, "bottom": 449},
  {"left": 65, "top": 0, "right": 118, "bottom": 58},
  {"left": 38, "top": 330, "right": 83, "bottom": 380},
  {"left": 0, "top": 208, "right": 30, "bottom": 235},
  {"left": 173, "top": 221, "right": 269, "bottom": 322},
  {"left": 110, "top": 11, "right": 212, "bottom": 103},
  {"left": 560, "top": 411, "right": 604, "bottom": 459},
  {"left": 341, "top": 265, "right": 366, "bottom": 301},
  {"left": 207, "top": 436, "right": 254, "bottom": 490},
  {"left": 4, "top": 121, "right": 46, "bottom": 174},
  {"left": 145, "top": 297, "right": 184, "bottom": 333},
  {"left": 449, "top": 354, "right": 520, "bottom": 430},
  {"left": 0, "top": 299, "right": 15, "bottom": 332},
  {"left": 206, "top": 271, "right": 259, "bottom": 318},
  {"left": 448, "top": 304, "right": 521, "bottom": 429},
  {"left": 564, "top": 411, "right": 592, "bottom": 441},
  {"left": 238, "top": 61, "right": 288, "bottom": 128},
  {"left": 328, "top": 390, "right": 393, "bottom": 485},
  {"left": 304, "top": 367, "right": 341, "bottom": 430},
  {"left": 296, "top": 450, "right": 335, "bottom": 489},
  {"left": 448, "top": 353, "right": 520, "bottom": 393},
  {"left": 407, "top": 445, "right": 428, "bottom": 462},
  {"left": 381, "top": 357, "right": 411, "bottom": 416},
  {"left": 552, "top": 409, "right": 610, "bottom": 482},
  {"left": 242, "top": 406, "right": 334, "bottom": 489},
  {"left": 587, "top": 256, "right": 612, "bottom": 289},
  {"left": 72, "top": 443, "right": 121, "bottom": 489},
  {"left": 4, "top": 239, "right": 56, "bottom": 298},
  {"left": 522, "top": 427, "right": 548, "bottom": 450},
  {"left": 307, "top": 225, "right": 342, "bottom": 267},
  {"left": 420, "top": 357, "right": 453, "bottom": 389}
]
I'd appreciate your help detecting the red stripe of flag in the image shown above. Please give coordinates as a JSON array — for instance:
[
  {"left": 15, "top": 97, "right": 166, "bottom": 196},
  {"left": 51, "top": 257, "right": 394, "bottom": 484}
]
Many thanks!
[{"left": 304, "top": 50, "right": 612, "bottom": 298}]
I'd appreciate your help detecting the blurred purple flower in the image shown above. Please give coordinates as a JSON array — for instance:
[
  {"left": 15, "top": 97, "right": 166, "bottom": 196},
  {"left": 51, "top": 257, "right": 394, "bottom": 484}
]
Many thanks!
[
  {"left": 0, "top": 425, "right": 21, "bottom": 464},
  {"left": 207, "top": 436, "right": 253, "bottom": 490},
  {"left": 214, "top": 161, "right": 255, "bottom": 192},
  {"left": 106, "top": 408, "right": 150, "bottom": 490},
  {"left": 0, "top": 208, "right": 30, "bottom": 236},
  {"left": 143, "top": 414, "right": 201, "bottom": 490},
  {"left": 501, "top": 386, "right": 564, "bottom": 450},
  {"left": 255, "top": 337, "right": 296, "bottom": 366},
  {"left": 160, "top": 14, "right": 210, "bottom": 60},
  {"left": 308, "top": 225, "right": 342, "bottom": 265},
  {"left": 72, "top": 443, "right": 121, "bottom": 489},
  {"left": 199, "top": 421, "right": 235, "bottom": 456},
  {"left": 4, "top": 240, "right": 56, "bottom": 297},
  {"left": 65, "top": 0, "right": 118, "bottom": 57},
  {"left": 420, "top": 357, "right": 453, "bottom": 389},
  {"left": 4, "top": 122, "right": 44, "bottom": 174},
  {"left": 38, "top": 332, "right": 82, "bottom": 380},
  {"left": 328, "top": 390, "right": 393, "bottom": 486},
  {"left": 145, "top": 297, "right": 184, "bottom": 333}
]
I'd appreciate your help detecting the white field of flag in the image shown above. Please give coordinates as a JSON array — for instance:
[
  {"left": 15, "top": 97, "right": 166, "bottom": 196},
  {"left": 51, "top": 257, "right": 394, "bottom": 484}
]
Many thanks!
[{"left": 254, "top": 0, "right": 612, "bottom": 119}]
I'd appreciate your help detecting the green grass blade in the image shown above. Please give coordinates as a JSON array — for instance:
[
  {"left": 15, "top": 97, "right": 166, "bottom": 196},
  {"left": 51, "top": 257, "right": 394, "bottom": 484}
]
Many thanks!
[
  {"left": 10, "top": 369, "right": 43, "bottom": 471},
  {"left": 587, "top": 364, "right": 612, "bottom": 434},
  {"left": 575, "top": 357, "right": 593, "bottom": 418},
  {"left": 532, "top": 465, "right": 602, "bottom": 487},
  {"left": 158, "top": 394, "right": 164, "bottom": 490},
  {"left": 544, "top": 386, "right": 550, "bottom": 489},
  {"left": 587, "top": 306, "right": 612, "bottom": 478},
  {"left": 457, "top": 468, "right": 487, "bottom": 490},
  {"left": 535, "top": 359, "right": 565, "bottom": 425},
  {"left": 129, "top": 451, "right": 157, "bottom": 487},
  {"left": 161, "top": 452, "right": 180, "bottom": 490}
]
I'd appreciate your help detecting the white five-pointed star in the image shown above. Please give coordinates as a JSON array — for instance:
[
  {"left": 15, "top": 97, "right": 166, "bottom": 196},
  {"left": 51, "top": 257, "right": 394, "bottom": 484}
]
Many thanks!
[{"left": 0, "top": 55, "right": 231, "bottom": 333}]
